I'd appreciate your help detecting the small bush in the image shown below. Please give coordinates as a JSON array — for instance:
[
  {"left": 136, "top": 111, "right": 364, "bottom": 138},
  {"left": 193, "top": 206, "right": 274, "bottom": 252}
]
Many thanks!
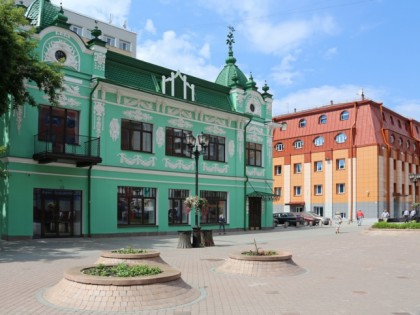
[
  {"left": 83, "top": 263, "right": 162, "bottom": 277},
  {"left": 241, "top": 250, "right": 277, "bottom": 256},
  {"left": 111, "top": 246, "right": 147, "bottom": 254},
  {"left": 372, "top": 221, "right": 420, "bottom": 229}
]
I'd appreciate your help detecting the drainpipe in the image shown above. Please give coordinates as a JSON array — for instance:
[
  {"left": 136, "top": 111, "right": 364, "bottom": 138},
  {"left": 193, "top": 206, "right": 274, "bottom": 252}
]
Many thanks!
[
  {"left": 379, "top": 103, "right": 391, "bottom": 216},
  {"left": 87, "top": 79, "right": 100, "bottom": 237},
  {"left": 349, "top": 102, "right": 358, "bottom": 222},
  {"left": 243, "top": 116, "right": 253, "bottom": 230}
]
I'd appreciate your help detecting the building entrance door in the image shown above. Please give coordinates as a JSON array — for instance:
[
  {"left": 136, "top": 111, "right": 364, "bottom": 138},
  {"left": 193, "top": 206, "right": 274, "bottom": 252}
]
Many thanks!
[
  {"left": 33, "top": 189, "right": 82, "bottom": 238},
  {"left": 248, "top": 197, "right": 262, "bottom": 230}
]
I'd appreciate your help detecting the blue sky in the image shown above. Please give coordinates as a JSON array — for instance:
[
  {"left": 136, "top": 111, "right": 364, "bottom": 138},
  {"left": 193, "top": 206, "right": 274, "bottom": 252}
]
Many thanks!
[{"left": 52, "top": 0, "right": 420, "bottom": 121}]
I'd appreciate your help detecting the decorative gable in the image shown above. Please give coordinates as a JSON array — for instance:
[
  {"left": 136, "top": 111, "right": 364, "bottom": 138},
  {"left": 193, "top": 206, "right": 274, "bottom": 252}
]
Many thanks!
[{"left": 162, "top": 70, "right": 195, "bottom": 101}]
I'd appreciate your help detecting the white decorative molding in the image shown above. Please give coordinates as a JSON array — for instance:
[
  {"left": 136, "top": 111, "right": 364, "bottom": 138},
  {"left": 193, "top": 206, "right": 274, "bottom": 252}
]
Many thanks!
[
  {"left": 58, "top": 94, "right": 81, "bottom": 108},
  {"left": 123, "top": 109, "right": 153, "bottom": 122},
  {"left": 168, "top": 117, "right": 193, "bottom": 129},
  {"left": 156, "top": 127, "right": 165, "bottom": 148},
  {"left": 247, "top": 133, "right": 263, "bottom": 143},
  {"left": 166, "top": 107, "right": 193, "bottom": 119},
  {"left": 123, "top": 97, "right": 155, "bottom": 110},
  {"left": 94, "top": 52, "right": 106, "bottom": 71},
  {"left": 93, "top": 101, "right": 105, "bottom": 137},
  {"left": 162, "top": 70, "right": 195, "bottom": 101},
  {"left": 64, "top": 76, "right": 83, "bottom": 85},
  {"left": 245, "top": 94, "right": 262, "bottom": 116},
  {"left": 247, "top": 124, "right": 264, "bottom": 136},
  {"left": 203, "top": 163, "right": 229, "bottom": 174},
  {"left": 205, "top": 125, "right": 226, "bottom": 135},
  {"left": 237, "top": 132, "right": 244, "bottom": 162},
  {"left": 163, "top": 158, "right": 194, "bottom": 171},
  {"left": 13, "top": 106, "right": 24, "bottom": 135},
  {"left": 203, "top": 115, "right": 228, "bottom": 126},
  {"left": 43, "top": 37, "right": 80, "bottom": 70},
  {"left": 247, "top": 168, "right": 265, "bottom": 177},
  {"left": 118, "top": 153, "right": 157, "bottom": 167},
  {"left": 228, "top": 140, "right": 235, "bottom": 158},
  {"left": 63, "top": 83, "right": 81, "bottom": 96},
  {"left": 109, "top": 119, "right": 120, "bottom": 142}
]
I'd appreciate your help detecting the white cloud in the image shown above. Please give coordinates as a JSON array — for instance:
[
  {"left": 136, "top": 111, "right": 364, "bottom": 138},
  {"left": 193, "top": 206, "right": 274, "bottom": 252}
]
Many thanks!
[
  {"left": 136, "top": 31, "right": 220, "bottom": 81},
  {"left": 271, "top": 53, "right": 301, "bottom": 86},
  {"left": 144, "top": 19, "right": 156, "bottom": 34},
  {"left": 324, "top": 47, "right": 337, "bottom": 59},
  {"left": 51, "top": 0, "right": 131, "bottom": 28},
  {"left": 392, "top": 100, "right": 420, "bottom": 121},
  {"left": 273, "top": 85, "right": 386, "bottom": 116}
]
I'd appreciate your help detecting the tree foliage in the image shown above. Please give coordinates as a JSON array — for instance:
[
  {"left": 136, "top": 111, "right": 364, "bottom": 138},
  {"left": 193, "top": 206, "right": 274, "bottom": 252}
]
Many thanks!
[{"left": 0, "top": 0, "right": 63, "bottom": 116}]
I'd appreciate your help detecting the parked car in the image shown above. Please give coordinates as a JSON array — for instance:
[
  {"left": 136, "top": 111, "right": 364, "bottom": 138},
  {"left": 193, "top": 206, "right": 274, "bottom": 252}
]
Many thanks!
[
  {"left": 273, "top": 212, "right": 305, "bottom": 227},
  {"left": 308, "top": 211, "right": 331, "bottom": 225},
  {"left": 301, "top": 212, "right": 321, "bottom": 226}
]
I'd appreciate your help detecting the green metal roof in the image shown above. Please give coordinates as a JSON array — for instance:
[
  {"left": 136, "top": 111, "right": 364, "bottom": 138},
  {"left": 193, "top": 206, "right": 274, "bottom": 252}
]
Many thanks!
[
  {"left": 105, "top": 51, "right": 235, "bottom": 113},
  {"left": 215, "top": 48, "right": 248, "bottom": 88},
  {"left": 25, "top": 0, "right": 59, "bottom": 30}
]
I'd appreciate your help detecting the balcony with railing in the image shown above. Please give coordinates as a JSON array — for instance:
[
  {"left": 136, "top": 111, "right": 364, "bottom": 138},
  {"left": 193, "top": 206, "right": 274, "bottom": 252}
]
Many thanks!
[{"left": 33, "top": 134, "right": 102, "bottom": 167}]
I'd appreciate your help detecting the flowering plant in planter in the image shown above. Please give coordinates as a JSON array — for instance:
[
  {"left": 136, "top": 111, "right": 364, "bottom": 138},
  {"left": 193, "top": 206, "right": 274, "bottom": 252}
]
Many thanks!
[{"left": 184, "top": 196, "right": 208, "bottom": 215}]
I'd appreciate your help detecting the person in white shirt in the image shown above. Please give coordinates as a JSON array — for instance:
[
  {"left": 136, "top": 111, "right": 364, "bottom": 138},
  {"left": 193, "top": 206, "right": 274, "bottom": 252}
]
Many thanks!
[
  {"left": 403, "top": 209, "right": 410, "bottom": 222},
  {"left": 381, "top": 210, "right": 390, "bottom": 222},
  {"left": 410, "top": 209, "right": 416, "bottom": 221}
]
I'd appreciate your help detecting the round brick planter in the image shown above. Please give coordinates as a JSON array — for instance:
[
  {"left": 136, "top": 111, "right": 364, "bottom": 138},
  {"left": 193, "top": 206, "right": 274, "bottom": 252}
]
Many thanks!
[
  {"left": 216, "top": 250, "right": 306, "bottom": 277},
  {"left": 43, "top": 263, "right": 202, "bottom": 311},
  {"left": 95, "top": 249, "right": 167, "bottom": 265}
]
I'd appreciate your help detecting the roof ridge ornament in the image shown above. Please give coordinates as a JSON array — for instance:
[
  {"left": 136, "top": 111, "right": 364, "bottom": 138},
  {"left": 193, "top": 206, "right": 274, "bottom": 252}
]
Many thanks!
[{"left": 225, "top": 26, "right": 236, "bottom": 65}]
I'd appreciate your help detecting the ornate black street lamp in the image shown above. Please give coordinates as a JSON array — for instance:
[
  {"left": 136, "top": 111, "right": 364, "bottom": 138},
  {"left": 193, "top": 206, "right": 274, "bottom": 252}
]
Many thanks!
[
  {"left": 186, "top": 132, "right": 209, "bottom": 227},
  {"left": 409, "top": 173, "right": 420, "bottom": 205}
]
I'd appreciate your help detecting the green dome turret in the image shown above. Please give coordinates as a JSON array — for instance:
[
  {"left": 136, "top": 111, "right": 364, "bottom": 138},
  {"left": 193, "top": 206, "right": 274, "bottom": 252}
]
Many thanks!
[
  {"left": 25, "top": 0, "right": 60, "bottom": 32},
  {"left": 215, "top": 26, "right": 248, "bottom": 88},
  {"left": 52, "top": 4, "right": 70, "bottom": 29}
]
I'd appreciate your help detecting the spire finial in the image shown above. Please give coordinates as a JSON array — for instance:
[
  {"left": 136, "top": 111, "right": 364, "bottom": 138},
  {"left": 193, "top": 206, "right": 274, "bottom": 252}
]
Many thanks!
[{"left": 226, "top": 26, "right": 235, "bottom": 51}]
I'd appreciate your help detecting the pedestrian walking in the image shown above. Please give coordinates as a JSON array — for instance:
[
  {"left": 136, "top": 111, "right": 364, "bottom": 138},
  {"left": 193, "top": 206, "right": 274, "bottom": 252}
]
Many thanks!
[
  {"left": 403, "top": 209, "right": 410, "bottom": 222},
  {"left": 334, "top": 212, "right": 342, "bottom": 234},
  {"left": 381, "top": 210, "right": 390, "bottom": 222},
  {"left": 218, "top": 213, "right": 226, "bottom": 234},
  {"left": 356, "top": 209, "right": 365, "bottom": 226},
  {"left": 410, "top": 209, "right": 416, "bottom": 221}
]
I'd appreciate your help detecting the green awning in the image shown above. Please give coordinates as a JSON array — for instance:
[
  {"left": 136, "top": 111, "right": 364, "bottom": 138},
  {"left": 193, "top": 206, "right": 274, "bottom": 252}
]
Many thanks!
[{"left": 247, "top": 191, "right": 279, "bottom": 201}]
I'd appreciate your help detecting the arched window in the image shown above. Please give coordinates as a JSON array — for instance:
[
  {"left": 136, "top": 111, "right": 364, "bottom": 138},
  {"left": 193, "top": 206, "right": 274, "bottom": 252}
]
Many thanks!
[
  {"left": 398, "top": 137, "right": 402, "bottom": 146},
  {"left": 340, "top": 111, "right": 349, "bottom": 121},
  {"left": 275, "top": 142, "right": 284, "bottom": 151},
  {"left": 390, "top": 116, "right": 394, "bottom": 125},
  {"left": 299, "top": 119, "right": 306, "bottom": 128},
  {"left": 390, "top": 134, "right": 395, "bottom": 144},
  {"left": 319, "top": 115, "right": 327, "bottom": 124},
  {"left": 293, "top": 139, "right": 303, "bottom": 149},
  {"left": 406, "top": 140, "right": 410, "bottom": 149},
  {"left": 335, "top": 133, "right": 347, "bottom": 144},
  {"left": 313, "top": 136, "right": 325, "bottom": 147}
]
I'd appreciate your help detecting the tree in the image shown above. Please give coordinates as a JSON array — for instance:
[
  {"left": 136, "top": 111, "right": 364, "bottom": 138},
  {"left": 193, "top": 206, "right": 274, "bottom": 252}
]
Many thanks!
[{"left": 0, "top": 0, "right": 63, "bottom": 117}]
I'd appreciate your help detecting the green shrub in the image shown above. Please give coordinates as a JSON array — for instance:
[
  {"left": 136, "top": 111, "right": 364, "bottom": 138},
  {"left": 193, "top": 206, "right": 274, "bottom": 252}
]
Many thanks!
[
  {"left": 372, "top": 221, "right": 420, "bottom": 229},
  {"left": 111, "top": 246, "right": 147, "bottom": 254},
  {"left": 83, "top": 263, "right": 162, "bottom": 277}
]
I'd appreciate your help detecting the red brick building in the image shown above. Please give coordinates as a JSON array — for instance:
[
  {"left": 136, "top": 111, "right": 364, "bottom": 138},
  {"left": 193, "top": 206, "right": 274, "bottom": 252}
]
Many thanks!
[{"left": 272, "top": 98, "right": 420, "bottom": 220}]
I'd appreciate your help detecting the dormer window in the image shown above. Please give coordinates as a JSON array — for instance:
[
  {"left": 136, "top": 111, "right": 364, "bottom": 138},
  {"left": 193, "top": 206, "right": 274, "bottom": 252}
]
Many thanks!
[
  {"left": 314, "top": 136, "right": 325, "bottom": 147},
  {"left": 275, "top": 142, "right": 284, "bottom": 151},
  {"left": 299, "top": 119, "right": 306, "bottom": 128},
  {"left": 280, "top": 122, "right": 287, "bottom": 131},
  {"left": 294, "top": 140, "right": 303, "bottom": 149},
  {"left": 340, "top": 111, "right": 349, "bottom": 121},
  {"left": 335, "top": 133, "right": 347, "bottom": 144}
]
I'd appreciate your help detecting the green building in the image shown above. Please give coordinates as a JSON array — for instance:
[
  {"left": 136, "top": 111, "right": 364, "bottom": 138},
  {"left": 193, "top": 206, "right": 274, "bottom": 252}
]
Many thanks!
[{"left": 0, "top": 1, "right": 274, "bottom": 240}]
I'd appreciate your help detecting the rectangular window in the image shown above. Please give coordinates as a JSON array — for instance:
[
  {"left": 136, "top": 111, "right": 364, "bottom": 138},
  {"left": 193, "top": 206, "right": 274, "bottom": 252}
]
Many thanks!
[
  {"left": 117, "top": 186, "right": 156, "bottom": 225},
  {"left": 204, "top": 134, "right": 225, "bottom": 162},
  {"left": 70, "top": 25, "right": 83, "bottom": 36},
  {"left": 274, "top": 165, "right": 282, "bottom": 175},
  {"left": 119, "top": 40, "right": 131, "bottom": 51},
  {"left": 38, "top": 105, "right": 80, "bottom": 152},
  {"left": 168, "top": 189, "right": 189, "bottom": 225},
  {"left": 274, "top": 187, "right": 282, "bottom": 196},
  {"left": 337, "top": 159, "right": 345, "bottom": 170},
  {"left": 103, "top": 35, "right": 116, "bottom": 46},
  {"left": 294, "top": 163, "right": 302, "bottom": 173},
  {"left": 165, "top": 127, "right": 192, "bottom": 157},
  {"left": 246, "top": 142, "right": 262, "bottom": 166},
  {"left": 314, "top": 161, "right": 323, "bottom": 172},
  {"left": 314, "top": 185, "right": 323, "bottom": 195},
  {"left": 121, "top": 119, "right": 153, "bottom": 153},
  {"left": 336, "top": 183, "right": 345, "bottom": 194},
  {"left": 200, "top": 191, "right": 227, "bottom": 224},
  {"left": 294, "top": 186, "right": 302, "bottom": 196},
  {"left": 313, "top": 206, "right": 324, "bottom": 216}
]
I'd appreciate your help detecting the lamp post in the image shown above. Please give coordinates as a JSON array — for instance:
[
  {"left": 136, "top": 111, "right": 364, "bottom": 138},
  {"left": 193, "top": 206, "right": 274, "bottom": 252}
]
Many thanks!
[
  {"left": 409, "top": 173, "right": 420, "bottom": 207},
  {"left": 186, "top": 132, "right": 209, "bottom": 247}
]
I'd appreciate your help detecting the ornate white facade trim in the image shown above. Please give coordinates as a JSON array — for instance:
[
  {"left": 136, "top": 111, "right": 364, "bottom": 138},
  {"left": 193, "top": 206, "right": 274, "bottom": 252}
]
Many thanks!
[
  {"left": 109, "top": 118, "right": 120, "bottom": 141},
  {"left": 247, "top": 168, "right": 265, "bottom": 177},
  {"left": 156, "top": 127, "right": 165, "bottom": 148},
  {"left": 94, "top": 52, "right": 106, "bottom": 71},
  {"left": 94, "top": 101, "right": 105, "bottom": 137},
  {"left": 168, "top": 117, "right": 193, "bottom": 129},
  {"left": 204, "top": 125, "right": 226, "bottom": 135},
  {"left": 42, "top": 36, "right": 80, "bottom": 71},
  {"left": 162, "top": 158, "right": 194, "bottom": 171},
  {"left": 123, "top": 109, "right": 153, "bottom": 122},
  {"left": 118, "top": 153, "right": 157, "bottom": 167},
  {"left": 203, "top": 163, "right": 229, "bottom": 174},
  {"left": 162, "top": 70, "right": 195, "bottom": 101}
]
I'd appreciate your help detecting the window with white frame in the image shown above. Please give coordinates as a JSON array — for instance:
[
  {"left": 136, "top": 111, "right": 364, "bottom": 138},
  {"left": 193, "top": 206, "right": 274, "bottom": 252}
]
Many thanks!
[
  {"left": 294, "top": 163, "right": 302, "bottom": 173},
  {"left": 336, "top": 159, "right": 345, "bottom": 170},
  {"left": 274, "top": 187, "right": 282, "bottom": 196},
  {"left": 314, "top": 185, "right": 323, "bottom": 195},
  {"left": 274, "top": 165, "right": 282, "bottom": 175},
  {"left": 335, "top": 133, "right": 347, "bottom": 143},
  {"left": 340, "top": 111, "right": 349, "bottom": 121},
  {"left": 314, "top": 161, "right": 323, "bottom": 172},
  {"left": 336, "top": 183, "right": 345, "bottom": 194},
  {"left": 293, "top": 139, "right": 303, "bottom": 149},
  {"left": 313, "top": 136, "right": 324, "bottom": 147},
  {"left": 70, "top": 25, "right": 83, "bottom": 36},
  {"left": 319, "top": 115, "right": 327, "bottom": 124},
  {"left": 313, "top": 206, "right": 324, "bottom": 216},
  {"left": 103, "top": 35, "right": 116, "bottom": 46},
  {"left": 119, "top": 40, "right": 131, "bottom": 51},
  {"left": 299, "top": 119, "right": 306, "bottom": 128},
  {"left": 275, "top": 142, "right": 284, "bottom": 151},
  {"left": 390, "top": 134, "right": 395, "bottom": 144},
  {"left": 294, "top": 186, "right": 302, "bottom": 196},
  {"left": 280, "top": 122, "right": 287, "bottom": 131}
]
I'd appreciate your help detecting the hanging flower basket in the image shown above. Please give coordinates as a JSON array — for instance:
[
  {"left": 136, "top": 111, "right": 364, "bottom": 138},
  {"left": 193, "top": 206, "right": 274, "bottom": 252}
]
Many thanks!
[{"left": 184, "top": 196, "right": 208, "bottom": 215}]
